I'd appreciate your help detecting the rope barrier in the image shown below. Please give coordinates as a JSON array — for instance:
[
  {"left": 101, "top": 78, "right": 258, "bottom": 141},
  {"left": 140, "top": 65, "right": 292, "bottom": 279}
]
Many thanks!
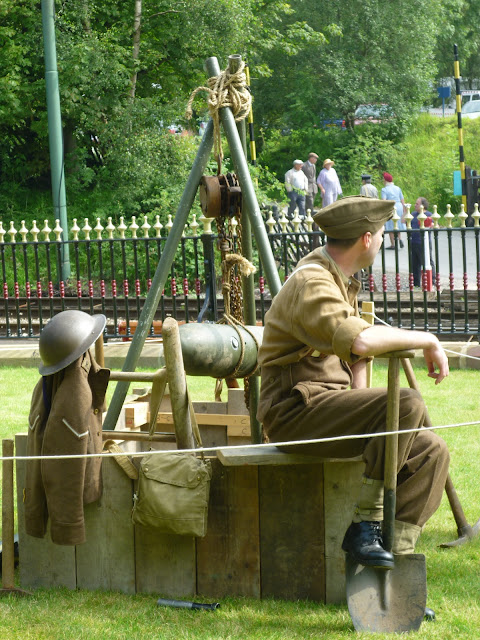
[
  {"left": 444, "top": 348, "right": 480, "bottom": 361},
  {"left": 5, "top": 418, "right": 480, "bottom": 463},
  {"left": 185, "top": 59, "right": 251, "bottom": 164},
  {"left": 5, "top": 309, "right": 478, "bottom": 464}
]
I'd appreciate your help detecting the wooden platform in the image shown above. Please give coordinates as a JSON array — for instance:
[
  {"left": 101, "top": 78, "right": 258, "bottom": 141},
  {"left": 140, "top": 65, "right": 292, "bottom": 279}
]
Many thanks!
[{"left": 15, "top": 432, "right": 363, "bottom": 603}]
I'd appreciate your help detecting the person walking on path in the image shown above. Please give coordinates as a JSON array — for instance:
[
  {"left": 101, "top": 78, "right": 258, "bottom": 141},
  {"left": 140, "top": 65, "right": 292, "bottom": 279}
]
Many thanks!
[
  {"left": 360, "top": 174, "right": 378, "bottom": 198},
  {"left": 302, "top": 153, "right": 319, "bottom": 213},
  {"left": 409, "top": 197, "right": 435, "bottom": 287},
  {"left": 285, "top": 159, "right": 308, "bottom": 219},
  {"left": 317, "top": 158, "right": 342, "bottom": 207},
  {"left": 257, "top": 196, "right": 449, "bottom": 578},
  {"left": 381, "top": 172, "right": 406, "bottom": 249}
]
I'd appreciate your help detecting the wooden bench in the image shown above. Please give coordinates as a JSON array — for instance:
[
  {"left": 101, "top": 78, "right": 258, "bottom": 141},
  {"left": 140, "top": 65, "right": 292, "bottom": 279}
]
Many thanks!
[{"left": 217, "top": 444, "right": 362, "bottom": 466}]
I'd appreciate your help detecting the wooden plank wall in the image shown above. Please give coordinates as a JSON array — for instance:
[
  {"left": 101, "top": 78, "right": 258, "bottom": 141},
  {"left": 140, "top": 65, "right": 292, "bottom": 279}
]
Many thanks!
[
  {"left": 78, "top": 458, "right": 136, "bottom": 593},
  {"left": 16, "top": 433, "right": 77, "bottom": 590},
  {"left": 197, "top": 460, "right": 260, "bottom": 598},
  {"left": 259, "top": 464, "right": 326, "bottom": 602},
  {"left": 15, "top": 433, "right": 361, "bottom": 603},
  {"left": 323, "top": 460, "right": 364, "bottom": 603}
]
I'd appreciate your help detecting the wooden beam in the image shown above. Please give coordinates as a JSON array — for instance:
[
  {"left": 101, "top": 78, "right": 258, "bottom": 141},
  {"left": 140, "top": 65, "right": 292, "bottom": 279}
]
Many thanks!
[
  {"left": 217, "top": 445, "right": 362, "bottom": 467},
  {"left": 152, "top": 412, "right": 250, "bottom": 429}
]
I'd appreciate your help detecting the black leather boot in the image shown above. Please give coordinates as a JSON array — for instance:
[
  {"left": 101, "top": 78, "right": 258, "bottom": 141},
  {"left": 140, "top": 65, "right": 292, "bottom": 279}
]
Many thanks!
[{"left": 342, "top": 521, "right": 394, "bottom": 569}]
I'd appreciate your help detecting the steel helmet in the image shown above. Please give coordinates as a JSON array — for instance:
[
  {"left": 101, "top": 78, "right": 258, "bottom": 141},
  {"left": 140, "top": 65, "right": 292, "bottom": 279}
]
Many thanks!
[{"left": 38, "top": 310, "right": 106, "bottom": 375}]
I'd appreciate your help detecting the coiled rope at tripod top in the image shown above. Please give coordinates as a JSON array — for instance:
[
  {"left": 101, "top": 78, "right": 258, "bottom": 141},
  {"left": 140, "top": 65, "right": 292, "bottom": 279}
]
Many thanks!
[{"left": 185, "top": 59, "right": 252, "bottom": 163}]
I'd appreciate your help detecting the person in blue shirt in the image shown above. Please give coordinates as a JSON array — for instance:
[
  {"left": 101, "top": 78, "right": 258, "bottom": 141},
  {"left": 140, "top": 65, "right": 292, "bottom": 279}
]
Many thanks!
[{"left": 381, "top": 172, "right": 406, "bottom": 249}]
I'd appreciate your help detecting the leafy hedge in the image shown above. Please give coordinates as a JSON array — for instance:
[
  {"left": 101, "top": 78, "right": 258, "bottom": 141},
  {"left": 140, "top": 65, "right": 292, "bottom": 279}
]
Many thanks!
[{"left": 258, "top": 114, "right": 480, "bottom": 215}]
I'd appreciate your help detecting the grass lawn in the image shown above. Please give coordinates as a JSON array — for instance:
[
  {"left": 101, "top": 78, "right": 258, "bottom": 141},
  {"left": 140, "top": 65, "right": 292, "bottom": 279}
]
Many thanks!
[{"left": 0, "top": 363, "right": 479, "bottom": 639}]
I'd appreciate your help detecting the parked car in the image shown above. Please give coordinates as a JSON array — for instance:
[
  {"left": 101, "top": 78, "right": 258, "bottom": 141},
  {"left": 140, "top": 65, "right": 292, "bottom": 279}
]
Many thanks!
[
  {"left": 321, "top": 117, "right": 346, "bottom": 129},
  {"left": 461, "top": 100, "right": 480, "bottom": 120},
  {"left": 354, "top": 104, "right": 394, "bottom": 125},
  {"left": 167, "top": 123, "right": 183, "bottom": 134}
]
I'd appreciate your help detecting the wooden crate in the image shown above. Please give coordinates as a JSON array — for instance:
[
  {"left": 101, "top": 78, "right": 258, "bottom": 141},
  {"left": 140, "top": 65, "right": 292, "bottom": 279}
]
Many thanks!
[{"left": 15, "top": 433, "right": 362, "bottom": 602}]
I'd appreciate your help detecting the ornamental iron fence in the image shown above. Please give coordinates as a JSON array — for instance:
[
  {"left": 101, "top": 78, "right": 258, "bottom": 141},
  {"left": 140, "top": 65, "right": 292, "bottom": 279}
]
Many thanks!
[{"left": 1, "top": 203, "right": 480, "bottom": 341}]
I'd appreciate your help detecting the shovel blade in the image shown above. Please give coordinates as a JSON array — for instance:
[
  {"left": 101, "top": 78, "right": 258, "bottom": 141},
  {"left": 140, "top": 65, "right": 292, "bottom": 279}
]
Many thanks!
[{"left": 346, "top": 554, "right": 427, "bottom": 633}]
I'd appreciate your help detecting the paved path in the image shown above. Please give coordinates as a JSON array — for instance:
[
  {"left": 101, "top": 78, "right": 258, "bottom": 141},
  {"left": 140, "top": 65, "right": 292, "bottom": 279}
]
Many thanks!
[
  {"left": 279, "top": 204, "right": 479, "bottom": 290},
  {"left": 373, "top": 229, "right": 479, "bottom": 290}
]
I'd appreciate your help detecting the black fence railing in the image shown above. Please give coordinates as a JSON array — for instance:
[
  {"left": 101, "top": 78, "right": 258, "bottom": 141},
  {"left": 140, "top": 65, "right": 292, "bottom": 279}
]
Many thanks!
[{"left": 1, "top": 210, "right": 480, "bottom": 340}]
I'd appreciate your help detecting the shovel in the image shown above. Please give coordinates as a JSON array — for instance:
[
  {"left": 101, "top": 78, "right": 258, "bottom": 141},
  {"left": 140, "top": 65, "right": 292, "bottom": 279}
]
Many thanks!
[{"left": 346, "top": 354, "right": 427, "bottom": 633}]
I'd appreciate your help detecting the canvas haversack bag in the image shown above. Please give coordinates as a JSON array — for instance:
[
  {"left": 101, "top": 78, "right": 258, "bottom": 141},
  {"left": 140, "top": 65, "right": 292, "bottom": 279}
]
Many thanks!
[{"left": 131, "top": 393, "right": 212, "bottom": 537}]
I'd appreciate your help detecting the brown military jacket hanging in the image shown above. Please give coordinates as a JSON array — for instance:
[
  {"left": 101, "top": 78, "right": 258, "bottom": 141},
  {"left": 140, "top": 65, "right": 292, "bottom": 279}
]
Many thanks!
[{"left": 25, "top": 350, "right": 110, "bottom": 545}]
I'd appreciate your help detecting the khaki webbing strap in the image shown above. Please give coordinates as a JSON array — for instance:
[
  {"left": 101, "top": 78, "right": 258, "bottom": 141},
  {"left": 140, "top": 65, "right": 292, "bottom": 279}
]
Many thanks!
[
  {"left": 148, "top": 368, "right": 168, "bottom": 435},
  {"left": 187, "top": 389, "right": 205, "bottom": 460},
  {"left": 103, "top": 439, "right": 139, "bottom": 480}
]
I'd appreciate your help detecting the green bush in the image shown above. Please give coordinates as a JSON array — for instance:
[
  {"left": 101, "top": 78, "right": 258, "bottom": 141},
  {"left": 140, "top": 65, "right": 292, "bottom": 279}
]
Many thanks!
[{"left": 258, "top": 114, "right": 480, "bottom": 215}]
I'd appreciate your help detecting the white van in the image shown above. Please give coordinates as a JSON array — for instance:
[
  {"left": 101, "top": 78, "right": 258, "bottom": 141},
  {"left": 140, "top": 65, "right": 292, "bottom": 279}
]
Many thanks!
[{"left": 462, "top": 90, "right": 480, "bottom": 105}]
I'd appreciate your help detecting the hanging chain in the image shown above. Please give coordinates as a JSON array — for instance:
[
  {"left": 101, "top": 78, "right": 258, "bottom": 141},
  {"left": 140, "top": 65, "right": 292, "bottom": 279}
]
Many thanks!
[{"left": 215, "top": 182, "right": 256, "bottom": 409}]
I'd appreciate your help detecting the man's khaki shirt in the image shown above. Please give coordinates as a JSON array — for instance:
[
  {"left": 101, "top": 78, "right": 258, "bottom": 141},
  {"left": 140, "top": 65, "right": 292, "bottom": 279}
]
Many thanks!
[
  {"left": 257, "top": 247, "right": 371, "bottom": 425},
  {"left": 258, "top": 247, "right": 370, "bottom": 368}
]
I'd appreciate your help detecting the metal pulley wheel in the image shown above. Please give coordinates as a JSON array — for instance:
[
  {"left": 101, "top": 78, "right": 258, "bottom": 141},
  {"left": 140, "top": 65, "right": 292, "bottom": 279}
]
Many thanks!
[{"left": 199, "top": 173, "right": 242, "bottom": 218}]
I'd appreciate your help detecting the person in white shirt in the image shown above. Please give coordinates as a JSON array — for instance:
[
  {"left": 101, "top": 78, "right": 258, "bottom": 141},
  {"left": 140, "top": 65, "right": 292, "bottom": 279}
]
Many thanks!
[
  {"left": 285, "top": 159, "right": 308, "bottom": 218},
  {"left": 317, "top": 158, "right": 343, "bottom": 207},
  {"left": 360, "top": 174, "right": 379, "bottom": 199}
]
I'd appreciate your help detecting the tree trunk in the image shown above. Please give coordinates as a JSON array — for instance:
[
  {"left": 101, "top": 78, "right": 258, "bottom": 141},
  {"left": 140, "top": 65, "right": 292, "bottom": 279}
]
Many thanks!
[
  {"left": 130, "top": 0, "right": 142, "bottom": 100},
  {"left": 81, "top": 0, "right": 92, "bottom": 33}
]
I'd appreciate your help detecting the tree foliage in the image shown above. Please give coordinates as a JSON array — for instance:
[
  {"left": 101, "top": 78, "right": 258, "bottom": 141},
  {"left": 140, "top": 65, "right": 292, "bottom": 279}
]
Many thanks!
[
  {"left": 0, "top": 0, "right": 479, "bottom": 219},
  {"left": 251, "top": 0, "right": 444, "bottom": 129},
  {"left": 434, "top": 0, "right": 480, "bottom": 91}
]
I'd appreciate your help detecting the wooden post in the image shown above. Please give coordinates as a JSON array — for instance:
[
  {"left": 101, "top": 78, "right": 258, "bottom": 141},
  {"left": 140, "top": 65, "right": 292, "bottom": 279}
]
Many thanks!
[
  {"left": 1, "top": 438, "right": 31, "bottom": 596},
  {"left": 162, "top": 317, "right": 194, "bottom": 449},
  {"left": 384, "top": 357, "right": 400, "bottom": 552},
  {"left": 149, "top": 368, "right": 168, "bottom": 432},
  {"left": 2, "top": 439, "right": 15, "bottom": 589}
]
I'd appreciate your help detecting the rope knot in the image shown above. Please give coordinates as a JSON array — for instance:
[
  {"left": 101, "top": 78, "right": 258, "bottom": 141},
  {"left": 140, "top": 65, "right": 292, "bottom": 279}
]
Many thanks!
[
  {"left": 222, "top": 253, "right": 256, "bottom": 278},
  {"left": 185, "top": 60, "right": 252, "bottom": 162}
]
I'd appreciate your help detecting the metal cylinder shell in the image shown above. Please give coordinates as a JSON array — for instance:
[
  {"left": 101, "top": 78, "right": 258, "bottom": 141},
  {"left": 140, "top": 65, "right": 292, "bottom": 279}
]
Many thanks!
[{"left": 160, "top": 323, "right": 263, "bottom": 378}]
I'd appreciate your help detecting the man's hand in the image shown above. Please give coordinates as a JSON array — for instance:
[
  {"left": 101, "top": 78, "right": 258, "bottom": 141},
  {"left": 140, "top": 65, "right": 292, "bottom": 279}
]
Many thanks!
[{"left": 423, "top": 341, "right": 449, "bottom": 384}]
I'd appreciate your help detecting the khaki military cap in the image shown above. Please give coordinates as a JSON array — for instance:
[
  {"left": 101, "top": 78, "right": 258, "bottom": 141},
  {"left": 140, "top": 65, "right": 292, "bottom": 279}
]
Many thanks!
[{"left": 313, "top": 196, "right": 394, "bottom": 239}]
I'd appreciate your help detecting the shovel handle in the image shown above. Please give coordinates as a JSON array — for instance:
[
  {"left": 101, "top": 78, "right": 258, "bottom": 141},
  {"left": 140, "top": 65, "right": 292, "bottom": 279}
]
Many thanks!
[{"left": 383, "top": 357, "right": 401, "bottom": 553}]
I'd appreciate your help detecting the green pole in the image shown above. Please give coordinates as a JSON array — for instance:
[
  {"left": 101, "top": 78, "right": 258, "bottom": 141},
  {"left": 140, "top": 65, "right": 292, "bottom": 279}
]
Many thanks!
[
  {"left": 103, "top": 120, "right": 214, "bottom": 431},
  {"left": 41, "top": 0, "right": 70, "bottom": 280},
  {"left": 205, "top": 57, "right": 281, "bottom": 298},
  {"left": 228, "top": 54, "right": 262, "bottom": 444}
]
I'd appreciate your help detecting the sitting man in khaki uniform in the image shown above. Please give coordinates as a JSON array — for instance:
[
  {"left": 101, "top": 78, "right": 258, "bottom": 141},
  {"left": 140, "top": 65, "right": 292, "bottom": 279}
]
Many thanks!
[{"left": 257, "top": 196, "right": 450, "bottom": 572}]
